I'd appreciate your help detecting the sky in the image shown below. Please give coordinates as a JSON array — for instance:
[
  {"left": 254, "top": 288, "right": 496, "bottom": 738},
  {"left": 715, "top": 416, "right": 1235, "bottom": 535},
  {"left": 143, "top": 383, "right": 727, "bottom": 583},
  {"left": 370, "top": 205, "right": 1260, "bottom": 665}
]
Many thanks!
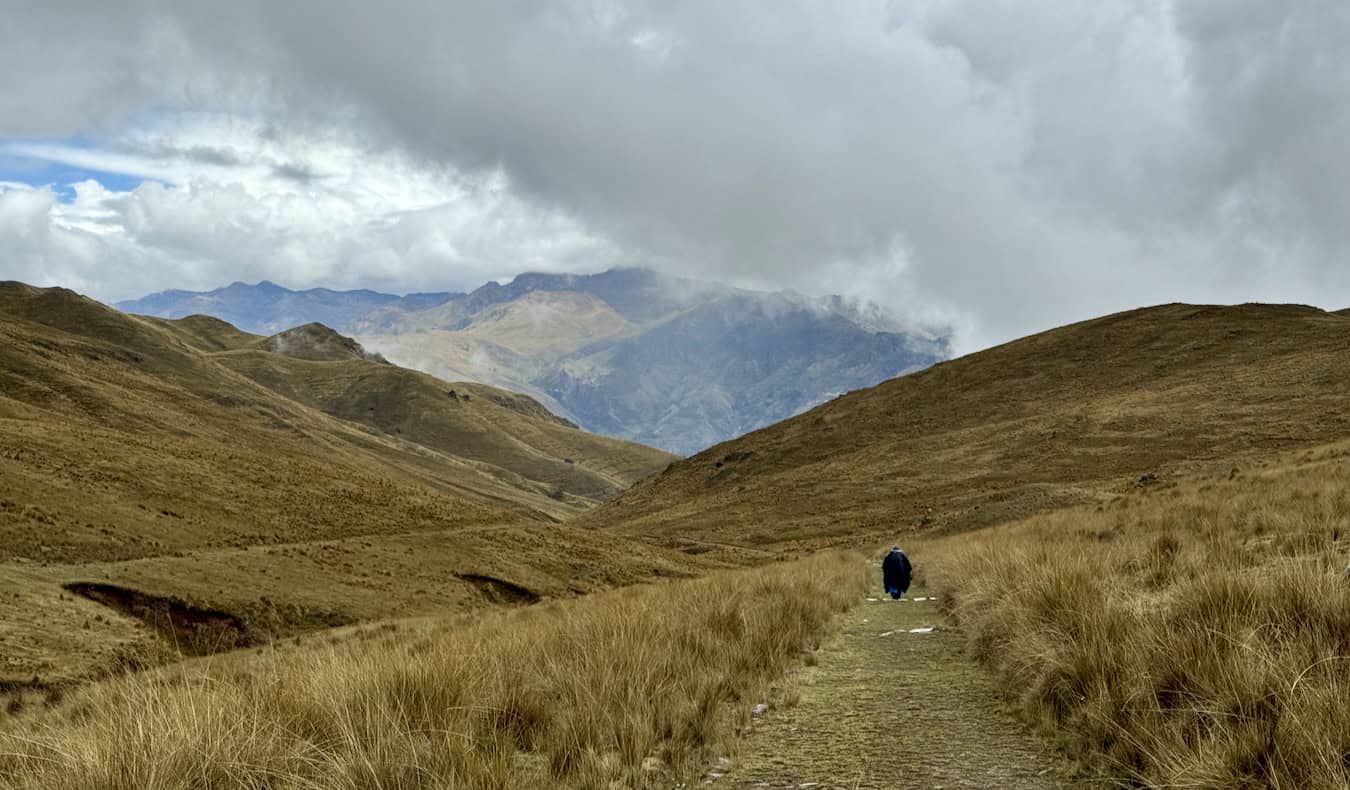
[{"left": 2, "top": 1, "right": 1348, "bottom": 352}]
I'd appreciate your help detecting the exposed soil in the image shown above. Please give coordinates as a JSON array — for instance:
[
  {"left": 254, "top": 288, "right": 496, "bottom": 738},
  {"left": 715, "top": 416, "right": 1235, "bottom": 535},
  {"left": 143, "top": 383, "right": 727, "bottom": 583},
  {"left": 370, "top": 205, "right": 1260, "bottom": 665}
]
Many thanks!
[
  {"left": 455, "top": 573, "right": 542, "bottom": 605},
  {"left": 716, "top": 582, "right": 1067, "bottom": 789},
  {"left": 63, "top": 582, "right": 259, "bottom": 656}
]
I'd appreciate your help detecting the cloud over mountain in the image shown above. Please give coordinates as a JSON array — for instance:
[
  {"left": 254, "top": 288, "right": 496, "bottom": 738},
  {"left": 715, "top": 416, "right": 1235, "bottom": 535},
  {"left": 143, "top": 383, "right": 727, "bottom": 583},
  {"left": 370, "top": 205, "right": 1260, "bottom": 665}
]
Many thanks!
[
  {"left": 4, "top": 2, "right": 1350, "bottom": 351},
  {"left": 119, "top": 270, "right": 944, "bottom": 454}
]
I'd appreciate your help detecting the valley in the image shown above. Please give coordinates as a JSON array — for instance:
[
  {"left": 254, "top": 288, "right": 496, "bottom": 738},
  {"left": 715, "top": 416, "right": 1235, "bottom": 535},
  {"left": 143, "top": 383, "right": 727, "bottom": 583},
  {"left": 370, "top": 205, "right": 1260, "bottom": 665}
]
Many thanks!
[
  {"left": 6, "top": 284, "right": 1350, "bottom": 788},
  {"left": 3, "top": 7, "right": 1339, "bottom": 787}
]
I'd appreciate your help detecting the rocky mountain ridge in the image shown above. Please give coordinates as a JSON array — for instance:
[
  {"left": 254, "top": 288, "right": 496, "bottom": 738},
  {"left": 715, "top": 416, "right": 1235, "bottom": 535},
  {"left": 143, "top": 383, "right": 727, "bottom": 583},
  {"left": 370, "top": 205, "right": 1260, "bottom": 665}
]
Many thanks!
[{"left": 119, "top": 269, "right": 947, "bottom": 454}]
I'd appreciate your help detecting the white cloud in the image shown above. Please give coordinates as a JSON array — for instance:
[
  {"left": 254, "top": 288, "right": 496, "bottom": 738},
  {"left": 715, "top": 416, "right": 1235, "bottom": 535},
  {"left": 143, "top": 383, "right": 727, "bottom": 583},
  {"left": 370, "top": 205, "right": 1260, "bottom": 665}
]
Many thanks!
[
  {"left": 0, "top": 184, "right": 114, "bottom": 295},
  {"left": 3, "top": 2, "right": 1350, "bottom": 350},
  {"left": 0, "top": 117, "right": 621, "bottom": 300}
]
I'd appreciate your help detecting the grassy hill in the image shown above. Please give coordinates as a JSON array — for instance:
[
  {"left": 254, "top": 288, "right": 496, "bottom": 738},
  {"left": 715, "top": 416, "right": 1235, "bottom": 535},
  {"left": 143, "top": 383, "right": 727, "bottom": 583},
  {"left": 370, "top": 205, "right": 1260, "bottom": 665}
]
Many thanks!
[
  {"left": 190, "top": 321, "right": 676, "bottom": 505},
  {"left": 580, "top": 303, "right": 1350, "bottom": 551},
  {"left": 0, "top": 283, "right": 694, "bottom": 686}
]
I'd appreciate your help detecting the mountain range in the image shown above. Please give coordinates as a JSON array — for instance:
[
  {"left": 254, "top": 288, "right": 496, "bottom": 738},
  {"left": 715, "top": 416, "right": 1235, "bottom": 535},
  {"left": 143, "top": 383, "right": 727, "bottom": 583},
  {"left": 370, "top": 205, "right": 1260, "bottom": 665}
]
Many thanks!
[
  {"left": 118, "top": 269, "right": 946, "bottom": 454},
  {"left": 116, "top": 280, "right": 458, "bottom": 336}
]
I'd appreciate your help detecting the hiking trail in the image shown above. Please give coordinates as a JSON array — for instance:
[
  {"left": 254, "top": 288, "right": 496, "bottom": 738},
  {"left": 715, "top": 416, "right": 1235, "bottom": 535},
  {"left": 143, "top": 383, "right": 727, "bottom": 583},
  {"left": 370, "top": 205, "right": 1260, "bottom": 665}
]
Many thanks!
[{"left": 713, "top": 581, "right": 1066, "bottom": 789}]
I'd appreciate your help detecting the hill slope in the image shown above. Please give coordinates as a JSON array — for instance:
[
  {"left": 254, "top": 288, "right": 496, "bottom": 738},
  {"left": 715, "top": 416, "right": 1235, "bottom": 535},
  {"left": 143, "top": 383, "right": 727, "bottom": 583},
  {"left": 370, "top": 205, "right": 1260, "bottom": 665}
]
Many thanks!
[
  {"left": 207, "top": 336, "right": 676, "bottom": 503},
  {"left": 0, "top": 283, "right": 689, "bottom": 686},
  {"left": 580, "top": 303, "right": 1350, "bottom": 549}
]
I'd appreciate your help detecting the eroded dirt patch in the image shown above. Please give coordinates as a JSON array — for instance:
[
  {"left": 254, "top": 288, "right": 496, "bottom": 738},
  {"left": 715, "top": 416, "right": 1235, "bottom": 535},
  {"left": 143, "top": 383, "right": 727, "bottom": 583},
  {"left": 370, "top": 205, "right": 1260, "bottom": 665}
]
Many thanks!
[
  {"left": 454, "top": 574, "right": 541, "bottom": 605},
  {"left": 62, "top": 582, "right": 260, "bottom": 656}
]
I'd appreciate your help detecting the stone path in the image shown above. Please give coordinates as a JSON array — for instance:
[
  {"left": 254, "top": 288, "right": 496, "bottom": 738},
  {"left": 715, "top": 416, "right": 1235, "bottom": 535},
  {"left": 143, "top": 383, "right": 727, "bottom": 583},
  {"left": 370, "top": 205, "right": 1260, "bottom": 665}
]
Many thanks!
[{"left": 712, "top": 582, "right": 1067, "bottom": 790}]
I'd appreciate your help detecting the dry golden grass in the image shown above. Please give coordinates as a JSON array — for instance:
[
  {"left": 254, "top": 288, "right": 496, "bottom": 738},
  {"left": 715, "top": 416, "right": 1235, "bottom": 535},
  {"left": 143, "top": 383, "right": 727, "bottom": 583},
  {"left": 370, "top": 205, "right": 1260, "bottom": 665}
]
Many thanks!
[
  {"left": 923, "top": 442, "right": 1350, "bottom": 788},
  {"left": 209, "top": 350, "right": 673, "bottom": 504},
  {"left": 0, "top": 552, "right": 864, "bottom": 790},
  {"left": 4, "top": 521, "right": 748, "bottom": 687},
  {"left": 583, "top": 303, "right": 1350, "bottom": 552},
  {"left": 0, "top": 282, "right": 687, "bottom": 685},
  {"left": 149, "top": 308, "right": 676, "bottom": 510}
]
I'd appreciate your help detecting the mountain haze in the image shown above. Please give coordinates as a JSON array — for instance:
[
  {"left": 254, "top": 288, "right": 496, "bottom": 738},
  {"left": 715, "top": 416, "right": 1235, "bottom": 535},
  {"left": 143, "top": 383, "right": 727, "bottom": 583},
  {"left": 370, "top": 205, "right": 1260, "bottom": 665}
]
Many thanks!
[
  {"left": 120, "top": 269, "right": 946, "bottom": 454},
  {"left": 581, "top": 303, "right": 1350, "bottom": 551},
  {"left": 117, "top": 280, "right": 458, "bottom": 335}
]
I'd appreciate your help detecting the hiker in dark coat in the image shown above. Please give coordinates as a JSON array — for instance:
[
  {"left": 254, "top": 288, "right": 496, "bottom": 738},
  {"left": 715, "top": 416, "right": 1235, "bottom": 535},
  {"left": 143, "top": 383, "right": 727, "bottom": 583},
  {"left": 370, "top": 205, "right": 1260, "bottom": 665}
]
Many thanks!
[{"left": 882, "top": 546, "right": 913, "bottom": 600}]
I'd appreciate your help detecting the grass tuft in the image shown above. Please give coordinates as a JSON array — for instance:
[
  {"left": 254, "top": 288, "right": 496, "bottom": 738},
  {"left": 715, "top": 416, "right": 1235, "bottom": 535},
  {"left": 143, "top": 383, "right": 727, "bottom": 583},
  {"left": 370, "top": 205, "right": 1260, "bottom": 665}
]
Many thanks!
[{"left": 925, "top": 451, "right": 1350, "bottom": 788}]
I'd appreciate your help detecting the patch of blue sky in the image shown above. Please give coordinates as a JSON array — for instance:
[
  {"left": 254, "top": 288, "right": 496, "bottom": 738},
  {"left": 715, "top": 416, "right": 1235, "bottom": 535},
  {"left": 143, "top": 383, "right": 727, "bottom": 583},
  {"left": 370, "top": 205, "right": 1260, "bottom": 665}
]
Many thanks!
[{"left": 0, "top": 138, "right": 155, "bottom": 201}]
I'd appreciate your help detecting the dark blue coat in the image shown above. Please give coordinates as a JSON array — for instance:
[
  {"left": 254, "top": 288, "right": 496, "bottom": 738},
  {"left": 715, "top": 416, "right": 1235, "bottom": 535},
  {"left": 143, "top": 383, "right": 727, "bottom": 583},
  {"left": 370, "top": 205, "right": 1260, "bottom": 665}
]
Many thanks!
[{"left": 882, "top": 549, "right": 913, "bottom": 598}]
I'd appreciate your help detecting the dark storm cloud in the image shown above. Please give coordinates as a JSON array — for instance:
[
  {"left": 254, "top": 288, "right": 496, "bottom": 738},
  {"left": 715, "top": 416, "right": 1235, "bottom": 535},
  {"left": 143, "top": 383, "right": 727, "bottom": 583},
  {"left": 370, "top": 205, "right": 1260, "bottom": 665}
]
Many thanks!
[
  {"left": 3, "top": 1, "right": 1349, "bottom": 349},
  {"left": 270, "top": 162, "right": 318, "bottom": 184},
  {"left": 181, "top": 146, "right": 245, "bottom": 168}
]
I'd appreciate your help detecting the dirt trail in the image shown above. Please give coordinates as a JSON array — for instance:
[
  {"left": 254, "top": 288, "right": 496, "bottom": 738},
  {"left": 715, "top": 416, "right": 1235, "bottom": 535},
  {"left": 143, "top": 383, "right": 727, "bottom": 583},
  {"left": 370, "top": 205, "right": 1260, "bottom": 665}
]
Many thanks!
[{"left": 716, "top": 582, "right": 1066, "bottom": 790}]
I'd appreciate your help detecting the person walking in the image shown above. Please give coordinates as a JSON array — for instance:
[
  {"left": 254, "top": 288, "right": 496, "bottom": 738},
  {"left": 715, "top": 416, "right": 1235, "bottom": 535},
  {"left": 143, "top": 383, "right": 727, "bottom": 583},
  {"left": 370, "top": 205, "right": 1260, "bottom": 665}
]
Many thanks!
[{"left": 882, "top": 546, "right": 913, "bottom": 600}]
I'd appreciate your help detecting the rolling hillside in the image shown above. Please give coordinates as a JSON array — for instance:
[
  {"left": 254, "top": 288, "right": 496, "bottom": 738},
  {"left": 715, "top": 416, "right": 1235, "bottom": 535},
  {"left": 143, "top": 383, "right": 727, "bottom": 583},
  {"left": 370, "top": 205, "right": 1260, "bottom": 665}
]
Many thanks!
[
  {"left": 0, "top": 282, "right": 694, "bottom": 686},
  {"left": 153, "top": 319, "right": 676, "bottom": 505},
  {"left": 580, "top": 303, "right": 1350, "bottom": 550}
]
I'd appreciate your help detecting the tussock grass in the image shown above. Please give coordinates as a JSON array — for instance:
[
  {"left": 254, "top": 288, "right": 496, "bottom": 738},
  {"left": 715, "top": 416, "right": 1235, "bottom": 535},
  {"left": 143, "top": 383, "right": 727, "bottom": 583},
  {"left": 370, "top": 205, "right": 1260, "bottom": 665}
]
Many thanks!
[
  {"left": 926, "top": 448, "right": 1350, "bottom": 788},
  {"left": 0, "top": 551, "right": 864, "bottom": 789}
]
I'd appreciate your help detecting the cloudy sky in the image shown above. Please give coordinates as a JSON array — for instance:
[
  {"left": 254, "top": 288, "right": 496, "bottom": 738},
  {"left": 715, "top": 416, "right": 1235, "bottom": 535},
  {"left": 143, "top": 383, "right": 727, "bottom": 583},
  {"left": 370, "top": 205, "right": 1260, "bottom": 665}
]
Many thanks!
[{"left": 2, "top": 1, "right": 1347, "bottom": 351}]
